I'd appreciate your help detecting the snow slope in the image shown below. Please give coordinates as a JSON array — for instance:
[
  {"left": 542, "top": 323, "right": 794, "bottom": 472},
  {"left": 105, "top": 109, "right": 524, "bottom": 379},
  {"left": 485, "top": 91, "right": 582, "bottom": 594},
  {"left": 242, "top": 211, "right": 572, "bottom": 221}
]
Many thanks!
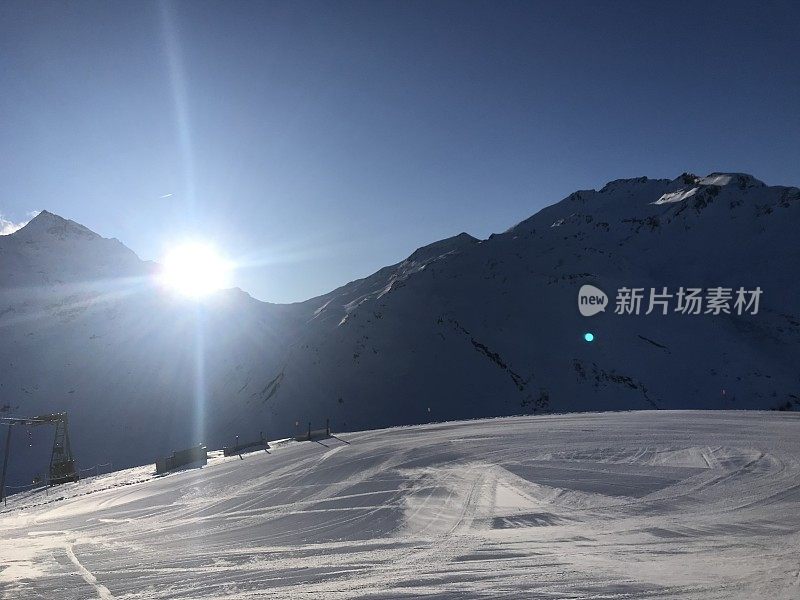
[
  {"left": 0, "top": 212, "right": 295, "bottom": 483},
  {"left": 1, "top": 173, "right": 799, "bottom": 484},
  {"left": 1, "top": 411, "right": 799, "bottom": 599},
  {"left": 263, "top": 172, "right": 800, "bottom": 432}
]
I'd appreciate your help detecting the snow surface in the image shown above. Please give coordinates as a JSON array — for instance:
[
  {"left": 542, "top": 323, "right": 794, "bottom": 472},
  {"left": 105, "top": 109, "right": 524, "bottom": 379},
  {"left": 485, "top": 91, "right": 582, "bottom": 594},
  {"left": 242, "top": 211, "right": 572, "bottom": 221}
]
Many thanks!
[{"left": 2, "top": 411, "right": 800, "bottom": 599}]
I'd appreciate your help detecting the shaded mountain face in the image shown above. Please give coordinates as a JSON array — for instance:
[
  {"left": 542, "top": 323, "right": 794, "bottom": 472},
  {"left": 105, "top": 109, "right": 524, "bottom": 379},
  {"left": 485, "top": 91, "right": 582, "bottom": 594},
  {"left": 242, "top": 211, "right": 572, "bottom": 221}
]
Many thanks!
[
  {"left": 1, "top": 173, "right": 799, "bottom": 483},
  {"left": 0, "top": 211, "right": 295, "bottom": 483},
  {"left": 265, "top": 172, "right": 800, "bottom": 432}
]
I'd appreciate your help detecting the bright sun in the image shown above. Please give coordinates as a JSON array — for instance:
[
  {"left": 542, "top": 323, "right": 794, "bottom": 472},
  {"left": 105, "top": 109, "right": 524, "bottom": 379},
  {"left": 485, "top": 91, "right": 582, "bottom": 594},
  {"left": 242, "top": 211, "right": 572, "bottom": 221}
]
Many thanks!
[{"left": 160, "top": 242, "right": 231, "bottom": 297}]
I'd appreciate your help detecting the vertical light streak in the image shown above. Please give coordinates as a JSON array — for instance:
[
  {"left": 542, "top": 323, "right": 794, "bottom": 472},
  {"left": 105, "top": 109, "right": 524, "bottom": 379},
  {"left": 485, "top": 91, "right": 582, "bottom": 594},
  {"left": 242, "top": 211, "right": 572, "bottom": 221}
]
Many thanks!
[
  {"left": 158, "top": 1, "right": 196, "bottom": 221},
  {"left": 193, "top": 302, "right": 206, "bottom": 445}
]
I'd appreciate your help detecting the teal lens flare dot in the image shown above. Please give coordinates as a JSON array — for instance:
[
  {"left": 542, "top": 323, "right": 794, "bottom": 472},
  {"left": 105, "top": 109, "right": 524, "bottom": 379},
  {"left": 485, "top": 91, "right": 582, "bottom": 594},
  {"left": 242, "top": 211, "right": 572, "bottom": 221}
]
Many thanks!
[{"left": 583, "top": 332, "right": 595, "bottom": 342}]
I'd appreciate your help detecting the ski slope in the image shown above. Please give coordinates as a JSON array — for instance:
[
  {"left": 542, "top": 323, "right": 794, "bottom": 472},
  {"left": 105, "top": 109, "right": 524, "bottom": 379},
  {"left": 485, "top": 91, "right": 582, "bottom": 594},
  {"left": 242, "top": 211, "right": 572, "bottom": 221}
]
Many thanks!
[{"left": 2, "top": 411, "right": 800, "bottom": 599}]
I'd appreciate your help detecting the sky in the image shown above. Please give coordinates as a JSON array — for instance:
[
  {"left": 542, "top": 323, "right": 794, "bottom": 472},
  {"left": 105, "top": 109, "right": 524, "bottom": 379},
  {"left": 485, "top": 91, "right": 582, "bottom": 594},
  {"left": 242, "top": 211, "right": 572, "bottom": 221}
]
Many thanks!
[{"left": 1, "top": 0, "right": 798, "bottom": 303}]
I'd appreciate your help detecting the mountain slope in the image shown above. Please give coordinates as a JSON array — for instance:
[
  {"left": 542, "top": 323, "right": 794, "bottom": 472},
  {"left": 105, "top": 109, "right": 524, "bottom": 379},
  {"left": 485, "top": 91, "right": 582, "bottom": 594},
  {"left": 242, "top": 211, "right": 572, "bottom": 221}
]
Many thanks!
[
  {"left": 0, "top": 212, "right": 293, "bottom": 483},
  {"left": 260, "top": 172, "right": 800, "bottom": 432},
  {"left": 1, "top": 172, "right": 799, "bottom": 484}
]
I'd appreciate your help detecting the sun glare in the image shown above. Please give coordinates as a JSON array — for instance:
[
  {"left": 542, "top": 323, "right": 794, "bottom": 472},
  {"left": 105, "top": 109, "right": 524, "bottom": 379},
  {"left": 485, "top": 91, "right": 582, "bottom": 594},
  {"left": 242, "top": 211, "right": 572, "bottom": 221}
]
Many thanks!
[{"left": 160, "top": 242, "right": 231, "bottom": 298}]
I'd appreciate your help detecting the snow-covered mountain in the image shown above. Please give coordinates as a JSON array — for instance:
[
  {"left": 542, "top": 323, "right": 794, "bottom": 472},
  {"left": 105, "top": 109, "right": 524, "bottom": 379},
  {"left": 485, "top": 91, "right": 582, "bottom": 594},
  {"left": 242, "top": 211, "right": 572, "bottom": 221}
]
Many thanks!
[
  {"left": 266, "top": 172, "right": 800, "bottom": 432},
  {"left": 1, "top": 173, "right": 799, "bottom": 483},
  {"left": 0, "top": 212, "right": 293, "bottom": 483}
]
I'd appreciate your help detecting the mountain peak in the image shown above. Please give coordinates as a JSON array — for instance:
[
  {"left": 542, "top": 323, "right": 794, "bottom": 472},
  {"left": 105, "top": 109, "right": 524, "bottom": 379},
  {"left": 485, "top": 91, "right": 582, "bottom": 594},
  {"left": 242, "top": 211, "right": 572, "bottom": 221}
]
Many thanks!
[
  {"left": 655, "top": 172, "right": 768, "bottom": 205},
  {"left": 26, "top": 209, "right": 63, "bottom": 224},
  {"left": 596, "top": 172, "right": 766, "bottom": 197},
  {"left": 700, "top": 172, "right": 765, "bottom": 188},
  {"left": 599, "top": 176, "right": 667, "bottom": 194},
  {"left": 12, "top": 210, "right": 101, "bottom": 241},
  {"left": 670, "top": 172, "right": 766, "bottom": 190},
  {"left": 406, "top": 232, "right": 478, "bottom": 263}
]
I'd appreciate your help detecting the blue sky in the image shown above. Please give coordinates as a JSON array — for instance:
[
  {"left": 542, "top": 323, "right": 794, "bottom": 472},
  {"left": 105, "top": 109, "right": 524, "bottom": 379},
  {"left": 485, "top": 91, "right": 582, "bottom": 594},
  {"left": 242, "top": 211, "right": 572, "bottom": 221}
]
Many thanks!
[{"left": 1, "top": 0, "right": 798, "bottom": 302}]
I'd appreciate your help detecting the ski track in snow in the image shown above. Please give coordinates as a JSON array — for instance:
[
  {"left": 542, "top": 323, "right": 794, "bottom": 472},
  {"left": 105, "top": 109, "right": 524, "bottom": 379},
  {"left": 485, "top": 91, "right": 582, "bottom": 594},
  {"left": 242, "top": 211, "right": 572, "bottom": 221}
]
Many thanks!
[
  {"left": 1, "top": 411, "right": 800, "bottom": 599},
  {"left": 65, "top": 542, "right": 115, "bottom": 600}
]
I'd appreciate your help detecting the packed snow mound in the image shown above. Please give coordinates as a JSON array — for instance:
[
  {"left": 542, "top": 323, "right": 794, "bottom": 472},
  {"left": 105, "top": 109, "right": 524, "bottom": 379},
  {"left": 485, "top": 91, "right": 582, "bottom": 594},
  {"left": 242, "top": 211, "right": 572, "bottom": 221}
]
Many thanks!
[{"left": 1, "top": 412, "right": 799, "bottom": 599}]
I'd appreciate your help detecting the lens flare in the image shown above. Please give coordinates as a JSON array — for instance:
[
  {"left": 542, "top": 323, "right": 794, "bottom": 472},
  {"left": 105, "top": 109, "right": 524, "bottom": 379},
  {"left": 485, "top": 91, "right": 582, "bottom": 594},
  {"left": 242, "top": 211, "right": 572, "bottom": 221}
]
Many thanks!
[{"left": 160, "top": 243, "right": 231, "bottom": 297}]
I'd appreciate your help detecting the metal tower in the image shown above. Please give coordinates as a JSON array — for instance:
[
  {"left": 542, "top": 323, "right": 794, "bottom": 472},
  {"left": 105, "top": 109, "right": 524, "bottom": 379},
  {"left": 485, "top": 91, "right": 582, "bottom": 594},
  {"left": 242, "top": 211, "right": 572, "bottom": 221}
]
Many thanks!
[
  {"left": 47, "top": 413, "right": 78, "bottom": 485},
  {"left": 0, "top": 412, "right": 79, "bottom": 502}
]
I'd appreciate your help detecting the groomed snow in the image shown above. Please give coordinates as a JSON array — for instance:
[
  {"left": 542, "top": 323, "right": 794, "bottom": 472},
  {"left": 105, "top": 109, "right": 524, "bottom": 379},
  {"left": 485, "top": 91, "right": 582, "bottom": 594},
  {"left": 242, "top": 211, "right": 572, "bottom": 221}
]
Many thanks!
[{"left": 1, "top": 411, "right": 799, "bottom": 599}]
